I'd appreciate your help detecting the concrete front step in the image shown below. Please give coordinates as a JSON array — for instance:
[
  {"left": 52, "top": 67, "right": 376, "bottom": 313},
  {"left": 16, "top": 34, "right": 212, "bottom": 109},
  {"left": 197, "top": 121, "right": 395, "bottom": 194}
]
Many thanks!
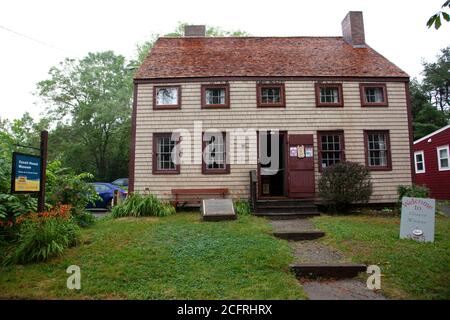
[
  {"left": 273, "top": 230, "right": 325, "bottom": 241},
  {"left": 255, "top": 212, "right": 320, "bottom": 219},
  {"left": 290, "top": 263, "right": 367, "bottom": 279},
  {"left": 256, "top": 206, "right": 318, "bottom": 214}
]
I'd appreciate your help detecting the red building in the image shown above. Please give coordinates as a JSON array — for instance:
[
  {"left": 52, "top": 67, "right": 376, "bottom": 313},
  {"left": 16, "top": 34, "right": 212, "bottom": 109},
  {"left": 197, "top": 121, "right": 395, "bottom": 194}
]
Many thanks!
[{"left": 413, "top": 124, "right": 450, "bottom": 200}]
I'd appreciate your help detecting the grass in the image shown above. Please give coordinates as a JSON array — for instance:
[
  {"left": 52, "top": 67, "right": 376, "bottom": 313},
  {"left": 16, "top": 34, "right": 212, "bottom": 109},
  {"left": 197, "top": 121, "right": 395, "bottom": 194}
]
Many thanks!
[
  {"left": 312, "top": 214, "right": 450, "bottom": 300},
  {"left": 0, "top": 213, "right": 305, "bottom": 299}
]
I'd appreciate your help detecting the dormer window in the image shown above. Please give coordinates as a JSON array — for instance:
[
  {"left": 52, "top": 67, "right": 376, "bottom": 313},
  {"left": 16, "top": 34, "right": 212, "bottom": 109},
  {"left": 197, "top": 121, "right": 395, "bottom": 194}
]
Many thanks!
[
  {"left": 201, "top": 84, "right": 230, "bottom": 109},
  {"left": 315, "top": 83, "right": 343, "bottom": 107},
  {"left": 360, "top": 84, "right": 388, "bottom": 107},
  {"left": 153, "top": 86, "right": 181, "bottom": 109},
  {"left": 257, "top": 84, "right": 285, "bottom": 107}
]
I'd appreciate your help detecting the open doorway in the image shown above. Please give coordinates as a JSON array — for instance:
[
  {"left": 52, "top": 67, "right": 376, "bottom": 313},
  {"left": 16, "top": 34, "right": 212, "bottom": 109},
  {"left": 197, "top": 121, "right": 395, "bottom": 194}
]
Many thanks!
[{"left": 258, "top": 131, "right": 286, "bottom": 198}]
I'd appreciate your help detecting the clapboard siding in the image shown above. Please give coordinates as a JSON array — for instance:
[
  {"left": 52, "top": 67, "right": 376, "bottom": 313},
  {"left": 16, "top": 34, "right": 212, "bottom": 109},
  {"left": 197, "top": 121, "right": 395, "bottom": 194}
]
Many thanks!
[{"left": 133, "top": 80, "right": 412, "bottom": 203}]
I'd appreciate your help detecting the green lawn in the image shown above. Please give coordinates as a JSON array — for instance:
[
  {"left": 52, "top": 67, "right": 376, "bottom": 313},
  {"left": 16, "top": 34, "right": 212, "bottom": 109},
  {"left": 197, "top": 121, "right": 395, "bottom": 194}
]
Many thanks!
[
  {"left": 0, "top": 213, "right": 305, "bottom": 299},
  {"left": 312, "top": 214, "right": 450, "bottom": 300}
]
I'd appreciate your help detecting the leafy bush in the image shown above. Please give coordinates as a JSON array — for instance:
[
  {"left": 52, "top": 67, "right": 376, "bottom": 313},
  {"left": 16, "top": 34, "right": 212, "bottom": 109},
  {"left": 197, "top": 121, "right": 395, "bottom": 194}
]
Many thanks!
[
  {"left": 0, "top": 193, "right": 38, "bottom": 223},
  {"left": 46, "top": 160, "right": 99, "bottom": 209},
  {"left": 111, "top": 193, "right": 175, "bottom": 218},
  {"left": 234, "top": 199, "right": 251, "bottom": 215},
  {"left": 71, "top": 208, "right": 96, "bottom": 228},
  {"left": 318, "top": 161, "right": 373, "bottom": 212},
  {"left": 397, "top": 184, "right": 430, "bottom": 202},
  {"left": 3, "top": 217, "right": 81, "bottom": 265}
]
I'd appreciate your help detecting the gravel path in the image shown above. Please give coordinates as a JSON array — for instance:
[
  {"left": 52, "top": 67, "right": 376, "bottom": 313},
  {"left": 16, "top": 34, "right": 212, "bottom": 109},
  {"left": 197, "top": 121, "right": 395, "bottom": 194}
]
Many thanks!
[
  {"left": 301, "top": 279, "right": 386, "bottom": 300},
  {"left": 269, "top": 219, "right": 316, "bottom": 232},
  {"left": 290, "top": 241, "right": 347, "bottom": 264}
]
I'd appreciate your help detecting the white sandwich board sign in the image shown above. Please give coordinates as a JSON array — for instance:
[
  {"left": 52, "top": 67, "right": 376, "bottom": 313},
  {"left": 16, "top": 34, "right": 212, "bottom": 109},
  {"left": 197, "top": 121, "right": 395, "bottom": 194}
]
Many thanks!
[{"left": 400, "top": 197, "right": 435, "bottom": 242}]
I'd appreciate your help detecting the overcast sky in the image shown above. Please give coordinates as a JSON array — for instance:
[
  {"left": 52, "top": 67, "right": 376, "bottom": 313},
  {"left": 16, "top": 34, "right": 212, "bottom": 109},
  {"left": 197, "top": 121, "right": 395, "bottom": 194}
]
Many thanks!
[{"left": 0, "top": 0, "right": 448, "bottom": 121}]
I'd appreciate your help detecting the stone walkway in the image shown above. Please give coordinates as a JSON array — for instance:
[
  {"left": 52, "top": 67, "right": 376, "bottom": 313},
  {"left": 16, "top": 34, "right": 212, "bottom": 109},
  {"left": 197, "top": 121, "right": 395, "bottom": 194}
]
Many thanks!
[{"left": 269, "top": 219, "right": 386, "bottom": 300}]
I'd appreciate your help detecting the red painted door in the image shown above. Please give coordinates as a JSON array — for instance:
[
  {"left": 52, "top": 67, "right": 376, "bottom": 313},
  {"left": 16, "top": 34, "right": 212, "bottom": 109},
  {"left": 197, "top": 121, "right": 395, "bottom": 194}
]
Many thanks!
[{"left": 287, "top": 134, "right": 315, "bottom": 198}]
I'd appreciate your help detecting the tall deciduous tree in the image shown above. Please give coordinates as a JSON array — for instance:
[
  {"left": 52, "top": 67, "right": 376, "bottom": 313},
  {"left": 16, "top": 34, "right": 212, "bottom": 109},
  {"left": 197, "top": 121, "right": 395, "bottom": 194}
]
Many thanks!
[{"left": 37, "top": 51, "right": 133, "bottom": 181}]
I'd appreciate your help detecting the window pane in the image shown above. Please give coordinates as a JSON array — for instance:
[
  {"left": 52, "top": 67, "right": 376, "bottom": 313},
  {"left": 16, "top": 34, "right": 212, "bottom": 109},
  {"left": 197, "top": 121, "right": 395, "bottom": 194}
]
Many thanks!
[
  {"left": 439, "top": 148, "right": 448, "bottom": 159},
  {"left": 367, "top": 133, "right": 388, "bottom": 167},
  {"left": 156, "top": 136, "right": 176, "bottom": 170},
  {"left": 321, "top": 134, "right": 342, "bottom": 168},
  {"left": 205, "top": 88, "right": 226, "bottom": 105},
  {"left": 365, "top": 87, "right": 384, "bottom": 103},
  {"left": 320, "top": 87, "right": 339, "bottom": 103},
  {"left": 261, "top": 87, "right": 281, "bottom": 103},
  {"left": 441, "top": 158, "right": 449, "bottom": 168},
  {"left": 156, "top": 88, "right": 178, "bottom": 105},
  {"left": 204, "top": 133, "right": 226, "bottom": 170}
]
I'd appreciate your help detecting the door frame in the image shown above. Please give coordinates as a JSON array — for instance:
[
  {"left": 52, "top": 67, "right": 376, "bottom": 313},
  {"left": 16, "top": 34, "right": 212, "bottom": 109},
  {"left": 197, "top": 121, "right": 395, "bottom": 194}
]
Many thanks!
[{"left": 256, "top": 130, "right": 288, "bottom": 199}]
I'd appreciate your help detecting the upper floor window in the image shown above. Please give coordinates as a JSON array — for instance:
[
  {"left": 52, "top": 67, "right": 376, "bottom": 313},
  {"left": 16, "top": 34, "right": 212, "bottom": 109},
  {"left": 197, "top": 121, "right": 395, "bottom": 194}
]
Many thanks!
[
  {"left": 201, "top": 84, "right": 230, "bottom": 109},
  {"left": 414, "top": 150, "right": 425, "bottom": 173},
  {"left": 437, "top": 145, "right": 450, "bottom": 171},
  {"left": 318, "top": 131, "right": 345, "bottom": 171},
  {"left": 364, "top": 130, "right": 392, "bottom": 170},
  {"left": 315, "top": 83, "right": 343, "bottom": 107},
  {"left": 152, "top": 133, "right": 180, "bottom": 174},
  {"left": 153, "top": 86, "right": 181, "bottom": 109},
  {"left": 360, "top": 84, "right": 388, "bottom": 107},
  {"left": 202, "top": 132, "right": 230, "bottom": 174},
  {"left": 257, "top": 84, "right": 285, "bottom": 107}
]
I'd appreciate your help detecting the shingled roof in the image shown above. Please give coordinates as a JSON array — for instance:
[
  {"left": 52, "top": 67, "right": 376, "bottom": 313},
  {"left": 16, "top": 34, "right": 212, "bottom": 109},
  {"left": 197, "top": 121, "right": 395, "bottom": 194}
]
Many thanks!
[{"left": 134, "top": 36, "right": 409, "bottom": 80}]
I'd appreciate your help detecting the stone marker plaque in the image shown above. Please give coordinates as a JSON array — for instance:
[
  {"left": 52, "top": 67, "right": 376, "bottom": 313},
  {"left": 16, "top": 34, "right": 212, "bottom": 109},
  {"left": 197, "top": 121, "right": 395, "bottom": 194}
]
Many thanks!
[
  {"left": 201, "top": 199, "right": 236, "bottom": 221},
  {"left": 400, "top": 197, "right": 435, "bottom": 242}
]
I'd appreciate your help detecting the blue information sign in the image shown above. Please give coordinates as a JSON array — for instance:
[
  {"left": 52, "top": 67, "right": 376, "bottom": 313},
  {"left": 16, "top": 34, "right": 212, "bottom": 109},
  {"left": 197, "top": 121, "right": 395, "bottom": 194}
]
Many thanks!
[{"left": 11, "top": 152, "right": 41, "bottom": 193}]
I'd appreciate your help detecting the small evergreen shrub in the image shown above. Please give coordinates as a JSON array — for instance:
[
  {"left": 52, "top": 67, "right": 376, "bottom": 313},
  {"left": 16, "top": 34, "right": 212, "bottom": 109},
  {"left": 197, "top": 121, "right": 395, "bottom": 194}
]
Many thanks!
[
  {"left": 4, "top": 217, "right": 81, "bottom": 265},
  {"left": 111, "top": 193, "right": 175, "bottom": 218},
  {"left": 234, "top": 200, "right": 251, "bottom": 215},
  {"left": 318, "top": 161, "right": 373, "bottom": 212},
  {"left": 397, "top": 184, "right": 430, "bottom": 203}
]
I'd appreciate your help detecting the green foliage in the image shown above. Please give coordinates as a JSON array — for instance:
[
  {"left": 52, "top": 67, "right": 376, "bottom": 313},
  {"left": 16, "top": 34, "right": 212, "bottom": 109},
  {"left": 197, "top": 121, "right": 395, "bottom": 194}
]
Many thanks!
[
  {"left": 46, "top": 160, "right": 99, "bottom": 209},
  {"left": 318, "top": 162, "right": 373, "bottom": 212},
  {"left": 427, "top": 0, "right": 450, "bottom": 29},
  {"left": 111, "top": 193, "right": 175, "bottom": 218},
  {"left": 0, "top": 193, "right": 37, "bottom": 221},
  {"left": 3, "top": 217, "right": 81, "bottom": 265},
  {"left": 70, "top": 207, "right": 96, "bottom": 228},
  {"left": 397, "top": 184, "right": 430, "bottom": 202},
  {"left": 234, "top": 199, "right": 251, "bottom": 215}
]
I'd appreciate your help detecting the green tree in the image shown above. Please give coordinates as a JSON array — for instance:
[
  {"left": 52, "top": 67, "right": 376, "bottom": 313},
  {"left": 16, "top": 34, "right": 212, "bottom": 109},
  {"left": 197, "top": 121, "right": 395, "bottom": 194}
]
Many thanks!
[
  {"left": 427, "top": 0, "right": 450, "bottom": 29},
  {"left": 37, "top": 51, "right": 133, "bottom": 181}
]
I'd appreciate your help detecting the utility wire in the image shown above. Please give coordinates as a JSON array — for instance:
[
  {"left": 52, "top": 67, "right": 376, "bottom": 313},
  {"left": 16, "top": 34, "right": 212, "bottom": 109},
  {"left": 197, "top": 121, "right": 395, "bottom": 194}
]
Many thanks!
[{"left": 0, "top": 24, "right": 68, "bottom": 53}]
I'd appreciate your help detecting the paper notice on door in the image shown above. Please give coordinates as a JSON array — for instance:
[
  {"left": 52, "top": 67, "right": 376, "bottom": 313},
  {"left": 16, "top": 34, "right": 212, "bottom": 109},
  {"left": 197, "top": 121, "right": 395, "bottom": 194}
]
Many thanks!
[
  {"left": 289, "top": 147, "right": 298, "bottom": 157},
  {"left": 297, "top": 145, "right": 305, "bottom": 158},
  {"left": 305, "top": 146, "right": 313, "bottom": 157}
]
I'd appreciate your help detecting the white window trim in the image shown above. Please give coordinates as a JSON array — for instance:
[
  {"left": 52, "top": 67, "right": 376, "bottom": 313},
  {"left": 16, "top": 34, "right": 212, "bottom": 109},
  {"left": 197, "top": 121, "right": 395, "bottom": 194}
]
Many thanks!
[
  {"left": 437, "top": 145, "right": 450, "bottom": 171},
  {"left": 414, "top": 150, "right": 425, "bottom": 174}
]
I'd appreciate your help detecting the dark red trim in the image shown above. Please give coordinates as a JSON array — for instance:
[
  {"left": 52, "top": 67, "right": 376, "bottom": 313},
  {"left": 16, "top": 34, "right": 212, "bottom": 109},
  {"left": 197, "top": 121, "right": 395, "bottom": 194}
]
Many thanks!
[
  {"left": 317, "top": 130, "right": 346, "bottom": 172},
  {"left": 315, "top": 83, "right": 344, "bottom": 107},
  {"left": 152, "top": 132, "right": 180, "bottom": 174},
  {"left": 405, "top": 82, "right": 415, "bottom": 184},
  {"left": 201, "top": 83, "right": 230, "bottom": 109},
  {"left": 360, "top": 83, "right": 388, "bottom": 107},
  {"left": 134, "top": 76, "right": 410, "bottom": 84},
  {"left": 202, "top": 132, "right": 230, "bottom": 174},
  {"left": 153, "top": 85, "right": 181, "bottom": 110},
  {"left": 363, "top": 130, "right": 392, "bottom": 171},
  {"left": 256, "top": 83, "right": 286, "bottom": 108},
  {"left": 128, "top": 84, "right": 138, "bottom": 193}
]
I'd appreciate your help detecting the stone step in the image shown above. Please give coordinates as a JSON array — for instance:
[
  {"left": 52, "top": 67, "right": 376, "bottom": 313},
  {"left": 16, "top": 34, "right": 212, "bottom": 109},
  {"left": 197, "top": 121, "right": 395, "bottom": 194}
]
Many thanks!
[
  {"left": 255, "top": 212, "right": 320, "bottom": 219},
  {"left": 290, "top": 263, "right": 367, "bottom": 279},
  {"left": 256, "top": 206, "right": 318, "bottom": 213},
  {"left": 273, "top": 230, "right": 325, "bottom": 241}
]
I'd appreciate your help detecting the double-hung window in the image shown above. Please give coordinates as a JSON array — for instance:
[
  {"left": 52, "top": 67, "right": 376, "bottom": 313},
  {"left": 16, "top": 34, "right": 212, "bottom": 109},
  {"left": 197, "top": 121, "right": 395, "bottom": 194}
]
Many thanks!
[
  {"left": 437, "top": 145, "right": 450, "bottom": 171},
  {"left": 153, "top": 133, "right": 179, "bottom": 174},
  {"left": 201, "top": 84, "right": 229, "bottom": 108},
  {"left": 315, "top": 83, "right": 343, "bottom": 107},
  {"left": 318, "top": 131, "right": 345, "bottom": 170},
  {"left": 364, "top": 130, "right": 392, "bottom": 170},
  {"left": 202, "top": 132, "right": 229, "bottom": 174},
  {"left": 360, "top": 84, "right": 388, "bottom": 107},
  {"left": 257, "top": 84, "right": 285, "bottom": 107},
  {"left": 414, "top": 151, "right": 425, "bottom": 173}
]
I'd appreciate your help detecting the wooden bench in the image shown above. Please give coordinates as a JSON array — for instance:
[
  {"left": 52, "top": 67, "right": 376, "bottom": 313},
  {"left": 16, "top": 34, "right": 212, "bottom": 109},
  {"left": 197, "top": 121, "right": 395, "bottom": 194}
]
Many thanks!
[{"left": 171, "top": 188, "right": 229, "bottom": 209}]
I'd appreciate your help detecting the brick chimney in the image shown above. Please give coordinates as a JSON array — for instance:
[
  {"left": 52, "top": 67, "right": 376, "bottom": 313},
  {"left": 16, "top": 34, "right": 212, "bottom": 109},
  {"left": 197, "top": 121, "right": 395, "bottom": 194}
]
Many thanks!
[
  {"left": 341, "top": 11, "right": 365, "bottom": 48},
  {"left": 184, "top": 25, "right": 206, "bottom": 37}
]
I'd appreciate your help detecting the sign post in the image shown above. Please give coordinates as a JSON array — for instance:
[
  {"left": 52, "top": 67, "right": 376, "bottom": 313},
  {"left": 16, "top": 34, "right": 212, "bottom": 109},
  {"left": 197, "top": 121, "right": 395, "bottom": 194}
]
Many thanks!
[
  {"left": 400, "top": 197, "right": 435, "bottom": 242},
  {"left": 38, "top": 131, "right": 48, "bottom": 213}
]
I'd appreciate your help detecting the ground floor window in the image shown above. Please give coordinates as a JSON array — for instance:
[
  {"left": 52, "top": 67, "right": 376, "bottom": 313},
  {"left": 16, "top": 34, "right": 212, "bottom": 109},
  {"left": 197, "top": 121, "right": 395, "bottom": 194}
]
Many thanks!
[
  {"left": 202, "top": 132, "right": 229, "bottom": 174},
  {"left": 437, "top": 145, "right": 450, "bottom": 171},
  {"left": 364, "top": 130, "right": 391, "bottom": 170},
  {"left": 318, "top": 131, "right": 345, "bottom": 170},
  {"left": 152, "top": 133, "right": 179, "bottom": 174},
  {"left": 414, "top": 150, "right": 425, "bottom": 173}
]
